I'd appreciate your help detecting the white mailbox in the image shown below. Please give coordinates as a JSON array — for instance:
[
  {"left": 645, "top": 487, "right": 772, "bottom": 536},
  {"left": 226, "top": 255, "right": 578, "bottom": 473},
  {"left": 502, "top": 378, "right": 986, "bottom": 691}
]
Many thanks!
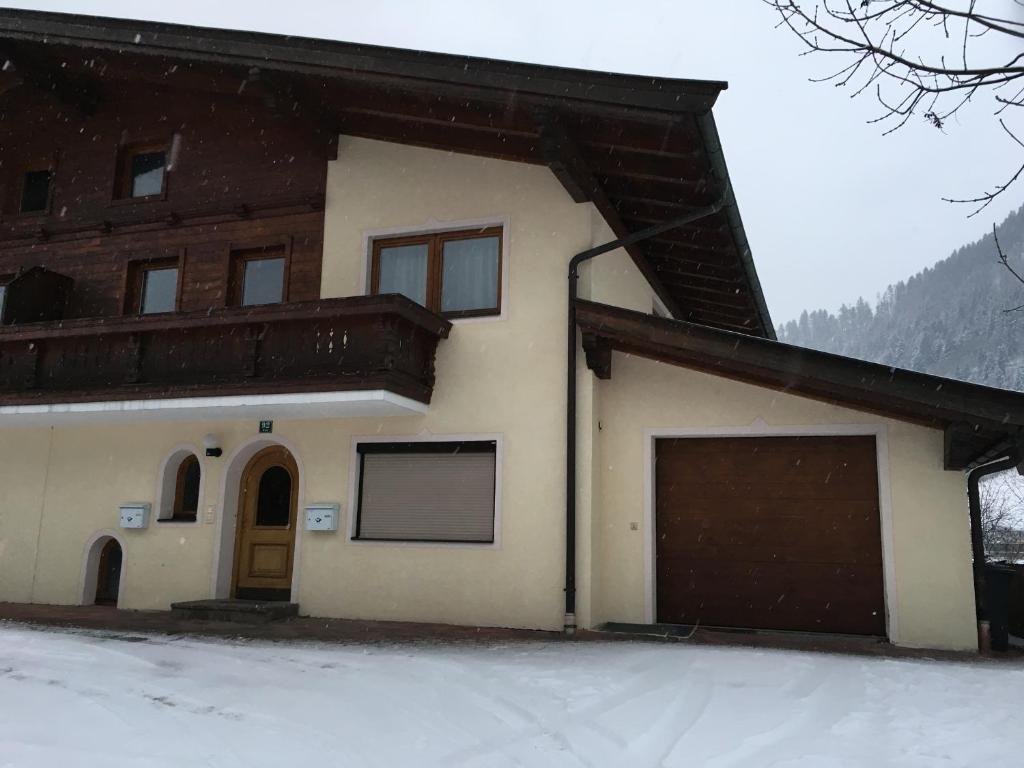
[
  {"left": 119, "top": 502, "right": 150, "bottom": 529},
  {"left": 305, "top": 503, "right": 340, "bottom": 532}
]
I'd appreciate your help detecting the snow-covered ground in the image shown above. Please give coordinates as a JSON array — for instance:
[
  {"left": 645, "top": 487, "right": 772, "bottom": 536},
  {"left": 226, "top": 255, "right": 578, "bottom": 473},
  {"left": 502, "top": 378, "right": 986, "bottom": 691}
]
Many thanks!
[{"left": 1, "top": 625, "right": 1022, "bottom": 767}]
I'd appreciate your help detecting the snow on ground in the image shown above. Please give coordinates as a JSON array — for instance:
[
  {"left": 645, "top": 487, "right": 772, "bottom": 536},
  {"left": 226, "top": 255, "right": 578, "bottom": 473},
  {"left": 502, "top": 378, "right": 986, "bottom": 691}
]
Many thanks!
[{"left": 1, "top": 625, "right": 1022, "bottom": 768}]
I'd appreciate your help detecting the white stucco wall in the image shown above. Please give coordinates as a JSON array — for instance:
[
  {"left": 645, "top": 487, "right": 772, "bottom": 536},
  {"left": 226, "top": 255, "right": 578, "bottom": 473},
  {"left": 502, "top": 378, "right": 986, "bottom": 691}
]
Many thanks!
[
  {"left": 0, "top": 136, "right": 979, "bottom": 652},
  {"left": 592, "top": 352, "right": 978, "bottom": 651},
  {"left": 0, "top": 137, "right": 597, "bottom": 632}
]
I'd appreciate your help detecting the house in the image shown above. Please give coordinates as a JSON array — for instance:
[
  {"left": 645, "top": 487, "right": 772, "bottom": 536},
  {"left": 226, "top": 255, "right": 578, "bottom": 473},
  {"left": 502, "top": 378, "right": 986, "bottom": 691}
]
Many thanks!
[{"left": 1, "top": 9, "right": 1022, "bottom": 653}]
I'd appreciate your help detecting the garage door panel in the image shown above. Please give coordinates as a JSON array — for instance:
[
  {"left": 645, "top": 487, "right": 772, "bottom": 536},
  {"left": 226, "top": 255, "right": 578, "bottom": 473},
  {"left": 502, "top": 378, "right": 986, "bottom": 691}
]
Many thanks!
[
  {"left": 656, "top": 499, "right": 883, "bottom": 526},
  {"left": 656, "top": 559, "right": 886, "bottom": 635},
  {"left": 655, "top": 436, "right": 885, "bottom": 636},
  {"left": 656, "top": 510, "right": 884, "bottom": 565},
  {"left": 656, "top": 437, "right": 878, "bottom": 488},
  {"left": 657, "top": 481, "right": 879, "bottom": 503}
]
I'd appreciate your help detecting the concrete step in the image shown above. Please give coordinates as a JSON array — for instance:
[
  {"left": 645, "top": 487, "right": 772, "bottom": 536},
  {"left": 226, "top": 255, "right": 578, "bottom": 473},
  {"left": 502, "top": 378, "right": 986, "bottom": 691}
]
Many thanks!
[{"left": 170, "top": 599, "right": 299, "bottom": 624}]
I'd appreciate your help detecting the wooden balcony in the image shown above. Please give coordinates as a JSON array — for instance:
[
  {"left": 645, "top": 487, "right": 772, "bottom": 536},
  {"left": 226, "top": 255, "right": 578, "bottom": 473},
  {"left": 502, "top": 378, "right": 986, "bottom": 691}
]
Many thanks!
[{"left": 0, "top": 295, "right": 452, "bottom": 414}]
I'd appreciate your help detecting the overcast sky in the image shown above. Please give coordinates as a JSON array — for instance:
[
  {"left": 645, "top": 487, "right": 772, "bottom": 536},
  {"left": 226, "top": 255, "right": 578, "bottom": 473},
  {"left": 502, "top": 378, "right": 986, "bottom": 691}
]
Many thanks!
[{"left": 7, "top": 0, "right": 1021, "bottom": 325}]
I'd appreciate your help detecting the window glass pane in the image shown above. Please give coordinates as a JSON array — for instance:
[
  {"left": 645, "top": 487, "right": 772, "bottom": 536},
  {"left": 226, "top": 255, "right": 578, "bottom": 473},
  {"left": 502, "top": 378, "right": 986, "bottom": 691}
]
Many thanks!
[
  {"left": 0, "top": 285, "right": 6, "bottom": 321},
  {"left": 377, "top": 243, "right": 428, "bottom": 306},
  {"left": 441, "top": 236, "right": 499, "bottom": 313},
  {"left": 241, "top": 257, "right": 285, "bottom": 306},
  {"left": 130, "top": 151, "right": 165, "bottom": 197},
  {"left": 256, "top": 466, "right": 292, "bottom": 526},
  {"left": 179, "top": 457, "right": 200, "bottom": 516},
  {"left": 20, "top": 170, "right": 51, "bottom": 213},
  {"left": 140, "top": 267, "right": 178, "bottom": 314}
]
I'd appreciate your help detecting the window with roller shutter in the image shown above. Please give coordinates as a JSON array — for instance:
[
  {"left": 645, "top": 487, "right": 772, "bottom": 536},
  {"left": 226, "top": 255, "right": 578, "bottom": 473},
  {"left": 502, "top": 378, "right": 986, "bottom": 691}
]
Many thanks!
[{"left": 354, "top": 441, "right": 497, "bottom": 543}]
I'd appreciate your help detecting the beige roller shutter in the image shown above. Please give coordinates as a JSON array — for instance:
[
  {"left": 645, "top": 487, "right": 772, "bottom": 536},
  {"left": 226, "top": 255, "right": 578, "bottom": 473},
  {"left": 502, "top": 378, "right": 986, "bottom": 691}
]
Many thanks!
[{"left": 356, "top": 443, "right": 496, "bottom": 542}]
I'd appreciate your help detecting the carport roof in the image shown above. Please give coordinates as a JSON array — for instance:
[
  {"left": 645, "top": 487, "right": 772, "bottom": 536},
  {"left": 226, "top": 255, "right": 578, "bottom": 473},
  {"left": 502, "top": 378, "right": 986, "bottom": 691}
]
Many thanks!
[{"left": 575, "top": 299, "right": 1024, "bottom": 471}]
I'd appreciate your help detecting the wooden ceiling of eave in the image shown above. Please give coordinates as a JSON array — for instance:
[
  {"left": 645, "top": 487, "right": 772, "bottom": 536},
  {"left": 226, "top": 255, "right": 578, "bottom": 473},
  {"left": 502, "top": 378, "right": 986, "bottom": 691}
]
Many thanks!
[{"left": 5, "top": 37, "right": 769, "bottom": 334}]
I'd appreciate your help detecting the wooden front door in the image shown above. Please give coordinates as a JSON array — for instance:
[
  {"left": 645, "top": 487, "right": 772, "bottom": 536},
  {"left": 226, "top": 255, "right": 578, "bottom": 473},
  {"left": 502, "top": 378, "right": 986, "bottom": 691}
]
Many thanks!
[
  {"left": 655, "top": 436, "right": 886, "bottom": 636},
  {"left": 233, "top": 446, "right": 299, "bottom": 601}
]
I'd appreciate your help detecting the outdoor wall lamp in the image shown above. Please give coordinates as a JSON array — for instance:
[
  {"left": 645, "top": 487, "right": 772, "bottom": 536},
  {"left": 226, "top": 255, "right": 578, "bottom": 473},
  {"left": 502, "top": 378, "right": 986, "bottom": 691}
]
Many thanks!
[{"left": 203, "top": 433, "right": 222, "bottom": 458}]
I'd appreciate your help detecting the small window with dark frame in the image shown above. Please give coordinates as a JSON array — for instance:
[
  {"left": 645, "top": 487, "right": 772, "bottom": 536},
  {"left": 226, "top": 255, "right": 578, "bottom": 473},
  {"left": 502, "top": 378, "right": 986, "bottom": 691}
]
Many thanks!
[
  {"left": 230, "top": 245, "right": 287, "bottom": 307},
  {"left": 19, "top": 169, "right": 52, "bottom": 214},
  {"left": 371, "top": 227, "right": 502, "bottom": 318},
  {"left": 140, "top": 266, "right": 179, "bottom": 315},
  {"left": 354, "top": 441, "right": 497, "bottom": 543},
  {"left": 171, "top": 454, "right": 201, "bottom": 522},
  {"left": 126, "top": 259, "right": 179, "bottom": 315},
  {"left": 116, "top": 141, "right": 168, "bottom": 199}
]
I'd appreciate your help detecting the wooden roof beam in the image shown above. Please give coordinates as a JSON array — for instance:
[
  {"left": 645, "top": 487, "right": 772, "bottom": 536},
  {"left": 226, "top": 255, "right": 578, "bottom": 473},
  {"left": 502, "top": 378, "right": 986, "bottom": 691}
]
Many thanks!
[{"left": 534, "top": 112, "right": 685, "bottom": 319}]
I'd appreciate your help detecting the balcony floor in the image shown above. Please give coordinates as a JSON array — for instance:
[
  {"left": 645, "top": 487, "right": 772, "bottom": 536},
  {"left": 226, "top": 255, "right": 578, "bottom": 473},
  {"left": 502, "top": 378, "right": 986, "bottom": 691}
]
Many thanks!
[{"left": 0, "top": 388, "right": 427, "bottom": 428}]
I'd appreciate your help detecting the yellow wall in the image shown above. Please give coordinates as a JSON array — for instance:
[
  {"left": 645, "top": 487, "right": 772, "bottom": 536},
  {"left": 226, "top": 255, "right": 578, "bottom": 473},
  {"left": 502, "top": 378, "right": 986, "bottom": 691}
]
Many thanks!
[
  {"left": 0, "top": 137, "right": 596, "bottom": 630},
  {"left": 0, "top": 136, "right": 978, "bottom": 652},
  {"left": 593, "top": 352, "right": 978, "bottom": 651}
]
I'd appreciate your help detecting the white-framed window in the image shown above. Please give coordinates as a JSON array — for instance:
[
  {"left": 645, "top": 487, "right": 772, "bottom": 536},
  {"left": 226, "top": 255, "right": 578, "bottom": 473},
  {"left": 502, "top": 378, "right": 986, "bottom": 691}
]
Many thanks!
[
  {"left": 157, "top": 449, "right": 202, "bottom": 523},
  {"left": 353, "top": 440, "right": 497, "bottom": 543}
]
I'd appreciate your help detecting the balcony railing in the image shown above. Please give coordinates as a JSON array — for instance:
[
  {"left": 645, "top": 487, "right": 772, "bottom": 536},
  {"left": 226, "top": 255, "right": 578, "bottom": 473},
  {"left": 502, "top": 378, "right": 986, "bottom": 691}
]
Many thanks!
[{"left": 0, "top": 295, "right": 451, "bottom": 407}]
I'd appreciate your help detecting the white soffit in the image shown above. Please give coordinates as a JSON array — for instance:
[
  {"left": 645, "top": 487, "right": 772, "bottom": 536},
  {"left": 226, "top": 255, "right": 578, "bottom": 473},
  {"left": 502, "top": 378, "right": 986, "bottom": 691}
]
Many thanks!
[{"left": 0, "top": 390, "right": 428, "bottom": 428}]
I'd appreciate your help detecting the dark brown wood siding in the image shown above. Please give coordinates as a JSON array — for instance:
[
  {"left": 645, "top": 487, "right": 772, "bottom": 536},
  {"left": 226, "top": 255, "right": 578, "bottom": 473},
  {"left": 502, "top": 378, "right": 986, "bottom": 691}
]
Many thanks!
[
  {"left": 655, "top": 435, "right": 886, "bottom": 636},
  {"left": 0, "top": 79, "right": 328, "bottom": 319}
]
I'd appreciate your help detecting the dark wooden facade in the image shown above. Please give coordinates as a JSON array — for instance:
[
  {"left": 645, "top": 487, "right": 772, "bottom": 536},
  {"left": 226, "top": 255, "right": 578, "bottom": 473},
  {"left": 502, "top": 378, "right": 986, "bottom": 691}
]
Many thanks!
[
  {"left": 0, "top": 10, "right": 775, "bottom": 336},
  {"left": 0, "top": 73, "right": 331, "bottom": 319}
]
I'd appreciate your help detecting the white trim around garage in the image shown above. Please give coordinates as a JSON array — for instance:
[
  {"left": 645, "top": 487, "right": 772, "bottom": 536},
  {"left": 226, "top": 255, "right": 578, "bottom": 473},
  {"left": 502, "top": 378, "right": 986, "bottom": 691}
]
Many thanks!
[{"left": 641, "top": 421, "right": 900, "bottom": 643}]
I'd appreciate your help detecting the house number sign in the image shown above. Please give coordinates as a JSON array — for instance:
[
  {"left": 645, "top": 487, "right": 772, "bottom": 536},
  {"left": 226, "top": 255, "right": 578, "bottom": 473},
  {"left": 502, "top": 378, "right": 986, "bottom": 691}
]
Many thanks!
[{"left": 259, "top": 420, "right": 274, "bottom": 434}]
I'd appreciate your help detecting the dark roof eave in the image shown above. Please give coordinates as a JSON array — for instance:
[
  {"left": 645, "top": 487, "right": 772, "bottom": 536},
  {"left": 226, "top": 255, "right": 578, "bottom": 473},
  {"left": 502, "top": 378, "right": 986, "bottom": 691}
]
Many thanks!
[
  {"left": 0, "top": 8, "right": 727, "bottom": 114},
  {"left": 575, "top": 299, "right": 1024, "bottom": 466},
  {"left": 695, "top": 112, "right": 774, "bottom": 339}
]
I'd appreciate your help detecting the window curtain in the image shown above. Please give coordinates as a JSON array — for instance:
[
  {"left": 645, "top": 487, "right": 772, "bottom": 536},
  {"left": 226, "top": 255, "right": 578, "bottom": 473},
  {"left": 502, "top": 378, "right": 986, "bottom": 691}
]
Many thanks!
[
  {"left": 441, "top": 236, "right": 499, "bottom": 313},
  {"left": 378, "top": 244, "right": 429, "bottom": 305}
]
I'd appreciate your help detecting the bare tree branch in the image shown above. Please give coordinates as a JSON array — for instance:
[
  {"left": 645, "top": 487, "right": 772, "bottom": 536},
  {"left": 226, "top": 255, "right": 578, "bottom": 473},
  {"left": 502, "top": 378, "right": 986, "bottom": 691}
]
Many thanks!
[{"left": 765, "top": 1, "right": 1024, "bottom": 209}]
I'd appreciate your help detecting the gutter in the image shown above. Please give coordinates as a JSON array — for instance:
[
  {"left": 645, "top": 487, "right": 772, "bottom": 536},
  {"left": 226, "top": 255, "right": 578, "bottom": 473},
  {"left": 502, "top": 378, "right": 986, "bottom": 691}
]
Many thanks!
[
  {"left": 694, "top": 113, "right": 775, "bottom": 340},
  {"left": 966, "top": 452, "right": 1021, "bottom": 646},
  {"left": 563, "top": 188, "right": 728, "bottom": 633}
]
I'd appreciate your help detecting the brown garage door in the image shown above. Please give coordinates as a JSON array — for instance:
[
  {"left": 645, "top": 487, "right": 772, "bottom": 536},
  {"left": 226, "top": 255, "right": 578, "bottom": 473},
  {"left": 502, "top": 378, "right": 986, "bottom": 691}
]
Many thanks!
[{"left": 656, "top": 435, "right": 886, "bottom": 636}]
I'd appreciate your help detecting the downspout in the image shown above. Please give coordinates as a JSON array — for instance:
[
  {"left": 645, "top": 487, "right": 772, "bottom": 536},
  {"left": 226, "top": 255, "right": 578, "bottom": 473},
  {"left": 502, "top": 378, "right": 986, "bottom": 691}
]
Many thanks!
[
  {"left": 967, "top": 452, "right": 1020, "bottom": 644},
  {"left": 563, "top": 190, "right": 728, "bottom": 634}
]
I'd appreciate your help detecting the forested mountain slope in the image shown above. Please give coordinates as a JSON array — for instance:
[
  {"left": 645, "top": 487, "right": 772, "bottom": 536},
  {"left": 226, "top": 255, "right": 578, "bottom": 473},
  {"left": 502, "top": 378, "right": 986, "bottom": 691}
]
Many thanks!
[{"left": 778, "top": 204, "right": 1024, "bottom": 392}]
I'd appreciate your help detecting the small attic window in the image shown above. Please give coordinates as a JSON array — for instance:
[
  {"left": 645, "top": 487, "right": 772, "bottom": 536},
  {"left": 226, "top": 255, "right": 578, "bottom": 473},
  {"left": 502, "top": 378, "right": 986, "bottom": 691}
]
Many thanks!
[
  {"left": 116, "top": 140, "right": 168, "bottom": 199},
  {"left": 19, "top": 169, "right": 52, "bottom": 214}
]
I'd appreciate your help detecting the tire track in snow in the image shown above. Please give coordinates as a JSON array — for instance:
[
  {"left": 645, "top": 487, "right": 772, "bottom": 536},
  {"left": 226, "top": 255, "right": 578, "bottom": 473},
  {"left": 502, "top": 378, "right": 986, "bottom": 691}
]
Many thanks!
[{"left": 439, "top": 646, "right": 702, "bottom": 766}]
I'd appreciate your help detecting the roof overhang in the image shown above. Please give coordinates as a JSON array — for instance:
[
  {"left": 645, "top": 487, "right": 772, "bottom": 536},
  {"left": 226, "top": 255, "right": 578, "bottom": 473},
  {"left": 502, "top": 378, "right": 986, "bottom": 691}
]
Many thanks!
[
  {"left": 0, "top": 8, "right": 774, "bottom": 337},
  {"left": 575, "top": 299, "right": 1024, "bottom": 470}
]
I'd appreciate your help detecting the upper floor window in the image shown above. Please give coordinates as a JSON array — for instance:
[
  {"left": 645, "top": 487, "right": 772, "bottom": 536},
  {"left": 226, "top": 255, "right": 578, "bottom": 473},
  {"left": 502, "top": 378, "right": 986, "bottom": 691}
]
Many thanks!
[
  {"left": 116, "top": 140, "right": 168, "bottom": 199},
  {"left": 19, "top": 169, "right": 52, "bottom": 214},
  {"left": 229, "top": 245, "right": 287, "bottom": 306},
  {"left": 371, "top": 226, "right": 502, "bottom": 318},
  {"left": 140, "top": 265, "right": 179, "bottom": 315},
  {"left": 125, "top": 258, "right": 180, "bottom": 315}
]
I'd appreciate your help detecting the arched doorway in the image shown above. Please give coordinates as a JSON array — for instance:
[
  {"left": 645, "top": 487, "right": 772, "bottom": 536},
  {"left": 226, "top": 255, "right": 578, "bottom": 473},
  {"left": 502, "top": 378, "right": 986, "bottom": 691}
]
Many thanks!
[
  {"left": 232, "top": 445, "right": 299, "bottom": 601},
  {"left": 95, "top": 539, "right": 122, "bottom": 606}
]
